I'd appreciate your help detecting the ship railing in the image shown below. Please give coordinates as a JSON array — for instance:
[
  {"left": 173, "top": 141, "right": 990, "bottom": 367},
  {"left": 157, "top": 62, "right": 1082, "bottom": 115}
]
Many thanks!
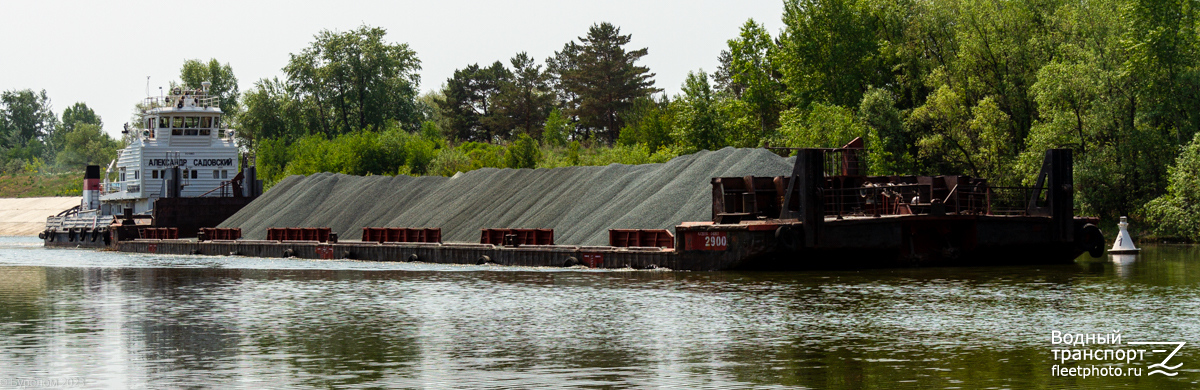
[
  {"left": 199, "top": 180, "right": 237, "bottom": 197},
  {"left": 46, "top": 210, "right": 104, "bottom": 230},
  {"left": 821, "top": 184, "right": 927, "bottom": 217},
  {"left": 142, "top": 94, "right": 220, "bottom": 111},
  {"left": 987, "top": 186, "right": 1047, "bottom": 216},
  {"left": 822, "top": 147, "right": 867, "bottom": 177},
  {"left": 54, "top": 205, "right": 81, "bottom": 217},
  {"left": 820, "top": 184, "right": 1045, "bottom": 217}
]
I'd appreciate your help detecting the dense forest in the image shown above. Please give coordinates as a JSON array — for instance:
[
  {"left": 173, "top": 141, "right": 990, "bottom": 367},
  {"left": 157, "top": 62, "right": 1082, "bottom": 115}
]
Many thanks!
[{"left": 5, "top": 0, "right": 1200, "bottom": 240}]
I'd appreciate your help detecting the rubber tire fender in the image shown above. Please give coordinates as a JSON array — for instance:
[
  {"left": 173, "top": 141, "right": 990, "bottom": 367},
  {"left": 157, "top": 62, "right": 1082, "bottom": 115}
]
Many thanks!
[
  {"left": 1078, "top": 223, "right": 1105, "bottom": 258},
  {"left": 775, "top": 225, "right": 797, "bottom": 251},
  {"left": 477, "top": 255, "right": 491, "bottom": 265},
  {"left": 563, "top": 256, "right": 579, "bottom": 267},
  {"left": 407, "top": 253, "right": 420, "bottom": 262}
]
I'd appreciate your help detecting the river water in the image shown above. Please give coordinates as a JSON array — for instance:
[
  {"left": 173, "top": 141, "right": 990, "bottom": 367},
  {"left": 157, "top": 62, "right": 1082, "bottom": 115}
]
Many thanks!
[{"left": 1, "top": 236, "right": 1198, "bottom": 389}]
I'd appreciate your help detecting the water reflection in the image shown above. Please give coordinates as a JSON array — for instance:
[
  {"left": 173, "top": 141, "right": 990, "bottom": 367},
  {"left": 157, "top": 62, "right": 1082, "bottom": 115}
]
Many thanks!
[{"left": 1, "top": 237, "right": 1199, "bottom": 389}]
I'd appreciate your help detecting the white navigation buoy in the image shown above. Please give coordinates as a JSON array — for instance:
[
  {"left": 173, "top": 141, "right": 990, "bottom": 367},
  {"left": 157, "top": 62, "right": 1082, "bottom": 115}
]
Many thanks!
[{"left": 1109, "top": 216, "right": 1140, "bottom": 255}]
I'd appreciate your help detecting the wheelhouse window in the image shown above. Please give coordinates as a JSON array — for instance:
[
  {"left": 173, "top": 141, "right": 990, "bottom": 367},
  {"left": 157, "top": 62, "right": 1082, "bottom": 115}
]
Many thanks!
[
  {"left": 158, "top": 117, "right": 169, "bottom": 128},
  {"left": 200, "top": 117, "right": 212, "bottom": 128},
  {"left": 191, "top": 170, "right": 198, "bottom": 179},
  {"left": 152, "top": 170, "right": 158, "bottom": 179},
  {"left": 184, "top": 117, "right": 200, "bottom": 135},
  {"left": 119, "top": 167, "right": 126, "bottom": 182}
]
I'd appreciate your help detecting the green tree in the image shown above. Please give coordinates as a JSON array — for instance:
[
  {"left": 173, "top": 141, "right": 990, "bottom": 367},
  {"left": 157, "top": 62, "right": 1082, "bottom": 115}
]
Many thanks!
[
  {"left": 726, "top": 19, "right": 783, "bottom": 138},
  {"left": 909, "top": 86, "right": 1016, "bottom": 180},
  {"left": 238, "top": 78, "right": 288, "bottom": 148},
  {"left": 57, "top": 123, "right": 120, "bottom": 168},
  {"left": 675, "top": 71, "right": 724, "bottom": 151},
  {"left": 858, "top": 88, "right": 912, "bottom": 174},
  {"left": 541, "top": 108, "right": 571, "bottom": 147},
  {"left": 617, "top": 96, "right": 675, "bottom": 152},
  {"left": 180, "top": 58, "right": 240, "bottom": 121},
  {"left": 53, "top": 102, "right": 103, "bottom": 163},
  {"left": 284, "top": 25, "right": 422, "bottom": 136},
  {"left": 60, "top": 102, "right": 102, "bottom": 133},
  {"left": 776, "top": 102, "right": 868, "bottom": 149},
  {"left": 439, "top": 62, "right": 512, "bottom": 142},
  {"left": 1145, "top": 132, "right": 1200, "bottom": 241},
  {"left": 776, "top": 0, "right": 881, "bottom": 108},
  {"left": 548, "top": 22, "right": 660, "bottom": 144},
  {"left": 417, "top": 89, "right": 452, "bottom": 138},
  {"left": 0, "top": 89, "right": 57, "bottom": 150},
  {"left": 493, "top": 52, "right": 554, "bottom": 139}
]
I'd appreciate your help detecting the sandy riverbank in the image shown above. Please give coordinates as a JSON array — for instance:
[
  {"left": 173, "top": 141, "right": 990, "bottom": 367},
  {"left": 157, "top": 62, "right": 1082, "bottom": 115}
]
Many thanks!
[{"left": 0, "top": 197, "right": 81, "bottom": 236}]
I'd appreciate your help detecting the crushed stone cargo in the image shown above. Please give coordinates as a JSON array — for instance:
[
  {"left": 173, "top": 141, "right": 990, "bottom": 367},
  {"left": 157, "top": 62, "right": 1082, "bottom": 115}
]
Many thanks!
[{"left": 219, "top": 147, "right": 795, "bottom": 245}]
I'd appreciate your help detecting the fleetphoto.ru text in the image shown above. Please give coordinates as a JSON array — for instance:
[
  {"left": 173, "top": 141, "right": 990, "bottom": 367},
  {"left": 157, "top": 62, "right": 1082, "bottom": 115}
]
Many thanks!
[{"left": 1051, "top": 330, "right": 1186, "bottom": 378}]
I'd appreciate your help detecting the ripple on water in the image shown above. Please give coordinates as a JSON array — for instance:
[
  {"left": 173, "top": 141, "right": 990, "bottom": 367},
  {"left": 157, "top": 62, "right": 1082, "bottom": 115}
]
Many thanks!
[{"left": 1, "top": 237, "right": 1199, "bottom": 389}]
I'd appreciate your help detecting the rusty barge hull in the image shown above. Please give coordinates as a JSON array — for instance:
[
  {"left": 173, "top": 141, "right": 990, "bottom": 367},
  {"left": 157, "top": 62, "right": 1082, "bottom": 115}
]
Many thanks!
[
  {"left": 115, "top": 240, "right": 688, "bottom": 269},
  {"left": 109, "top": 214, "right": 1096, "bottom": 271}
]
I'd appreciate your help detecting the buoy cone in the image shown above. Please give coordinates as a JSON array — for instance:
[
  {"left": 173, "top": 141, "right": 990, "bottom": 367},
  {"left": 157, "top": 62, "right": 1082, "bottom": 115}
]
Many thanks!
[{"left": 1109, "top": 216, "right": 1140, "bottom": 255}]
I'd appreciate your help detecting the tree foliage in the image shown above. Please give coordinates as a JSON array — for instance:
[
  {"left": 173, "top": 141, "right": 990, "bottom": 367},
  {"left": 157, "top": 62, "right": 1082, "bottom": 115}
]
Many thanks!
[
  {"left": 494, "top": 52, "right": 554, "bottom": 139},
  {"left": 282, "top": 25, "right": 422, "bottom": 136},
  {"left": 0, "top": 89, "right": 56, "bottom": 150},
  {"left": 548, "top": 22, "right": 660, "bottom": 144},
  {"left": 439, "top": 61, "right": 512, "bottom": 142},
  {"left": 57, "top": 123, "right": 120, "bottom": 168},
  {"left": 180, "top": 59, "right": 240, "bottom": 121},
  {"left": 222, "top": 11, "right": 1200, "bottom": 236}
]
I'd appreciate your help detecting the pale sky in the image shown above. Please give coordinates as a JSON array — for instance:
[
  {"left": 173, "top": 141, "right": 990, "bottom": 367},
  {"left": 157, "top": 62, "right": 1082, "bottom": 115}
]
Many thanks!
[{"left": 0, "top": 0, "right": 784, "bottom": 138}]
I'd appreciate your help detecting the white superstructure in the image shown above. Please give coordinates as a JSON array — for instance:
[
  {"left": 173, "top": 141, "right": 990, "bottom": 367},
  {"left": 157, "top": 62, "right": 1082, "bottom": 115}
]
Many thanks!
[{"left": 99, "top": 82, "right": 240, "bottom": 216}]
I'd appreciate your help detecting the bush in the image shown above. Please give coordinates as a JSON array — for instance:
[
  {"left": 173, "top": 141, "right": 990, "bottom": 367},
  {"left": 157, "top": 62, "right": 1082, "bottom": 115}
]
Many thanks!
[
  {"left": 1144, "top": 132, "right": 1200, "bottom": 241},
  {"left": 430, "top": 148, "right": 471, "bottom": 176},
  {"left": 505, "top": 134, "right": 541, "bottom": 169}
]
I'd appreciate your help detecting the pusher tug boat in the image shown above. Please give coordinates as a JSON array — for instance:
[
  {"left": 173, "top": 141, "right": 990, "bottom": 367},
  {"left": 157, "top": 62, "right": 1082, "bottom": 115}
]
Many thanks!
[{"left": 43, "top": 82, "right": 260, "bottom": 247}]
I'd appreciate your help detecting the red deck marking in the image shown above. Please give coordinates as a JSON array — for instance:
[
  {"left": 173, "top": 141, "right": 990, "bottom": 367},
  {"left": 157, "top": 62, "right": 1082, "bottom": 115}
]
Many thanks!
[
  {"left": 581, "top": 253, "right": 603, "bottom": 268},
  {"left": 315, "top": 245, "right": 335, "bottom": 259}
]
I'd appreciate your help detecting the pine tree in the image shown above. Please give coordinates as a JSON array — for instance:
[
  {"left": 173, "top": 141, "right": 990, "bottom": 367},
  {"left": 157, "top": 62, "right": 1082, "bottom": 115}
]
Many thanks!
[{"left": 548, "top": 22, "right": 659, "bottom": 144}]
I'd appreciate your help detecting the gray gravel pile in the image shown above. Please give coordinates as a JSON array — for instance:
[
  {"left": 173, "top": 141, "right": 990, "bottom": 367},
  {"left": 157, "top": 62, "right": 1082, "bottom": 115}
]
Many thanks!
[{"left": 219, "top": 147, "right": 796, "bottom": 245}]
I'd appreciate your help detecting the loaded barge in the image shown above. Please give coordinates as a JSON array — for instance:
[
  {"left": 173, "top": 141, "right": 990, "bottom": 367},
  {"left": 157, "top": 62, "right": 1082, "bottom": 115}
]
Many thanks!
[{"left": 101, "top": 143, "right": 1107, "bottom": 270}]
